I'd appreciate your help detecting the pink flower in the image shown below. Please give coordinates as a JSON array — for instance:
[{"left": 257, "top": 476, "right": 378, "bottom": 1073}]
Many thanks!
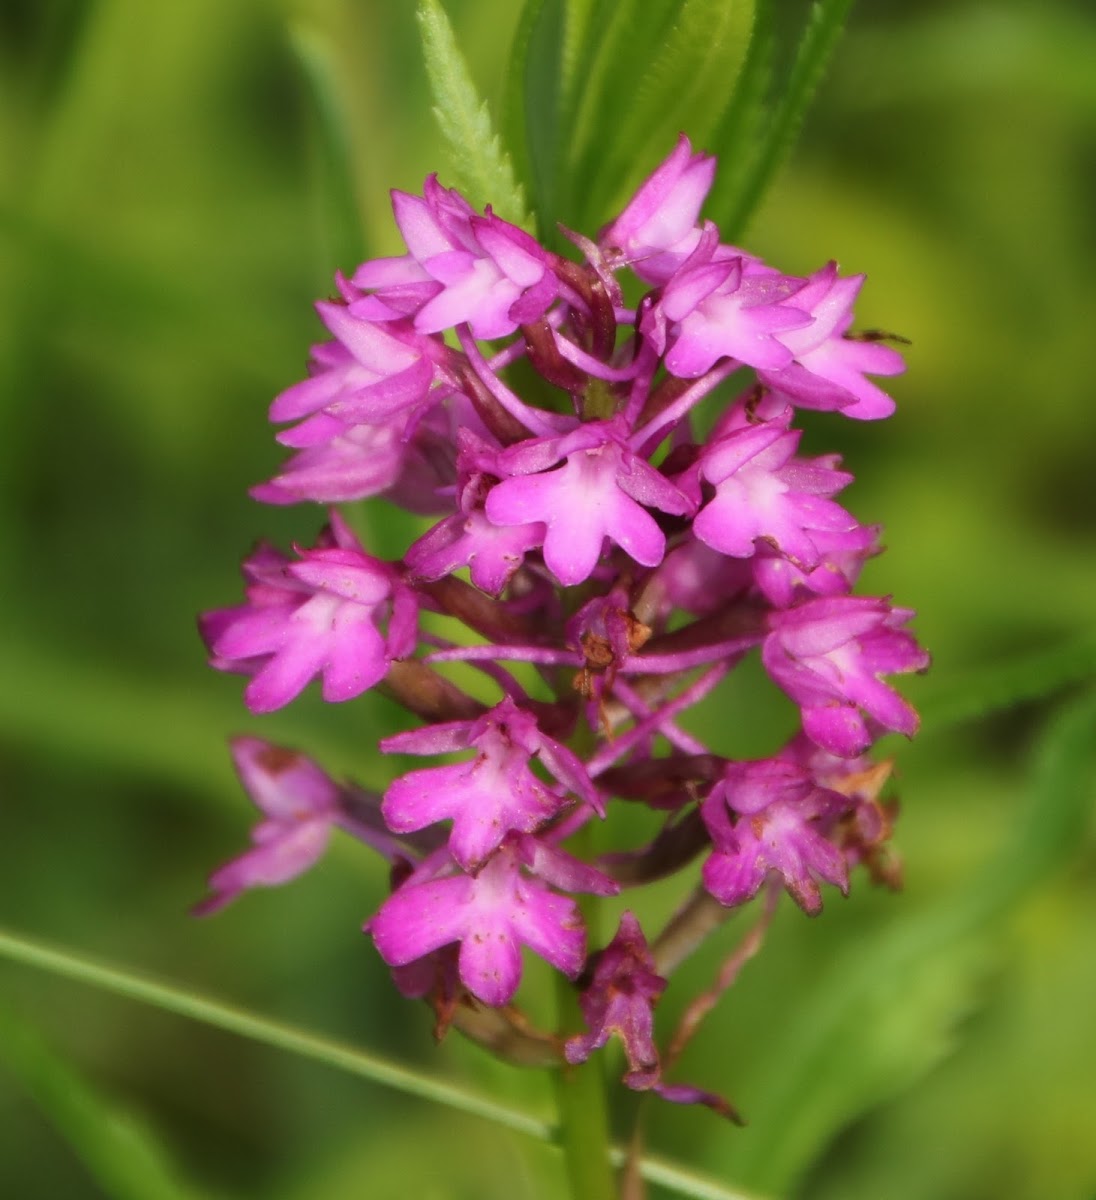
[
  {"left": 268, "top": 300, "right": 438, "bottom": 431},
  {"left": 485, "top": 420, "right": 693, "bottom": 586},
  {"left": 650, "top": 539, "right": 756, "bottom": 618},
  {"left": 253, "top": 397, "right": 467, "bottom": 512},
  {"left": 199, "top": 512, "right": 418, "bottom": 712},
  {"left": 194, "top": 738, "right": 342, "bottom": 914},
  {"left": 353, "top": 178, "right": 559, "bottom": 339},
  {"left": 701, "top": 757, "right": 850, "bottom": 914},
  {"left": 759, "top": 263, "right": 906, "bottom": 419},
  {"left": 762, "top": 596, "right": 930, "bottom": 757},
  {"left": 564, "top": 911, "right": 667, "bottom": 1089},
  {"left": 404, "top": 429, "right": 544, "bottom": 594},
  {"left": 201, "top": 140, "right": 926, "bottom": 1083},
  {"left": 645, "top": 236, "right": 812, "bottom": 377},
  {"left": 692, "top": 417, "right": 858, "bottom": 568},
  {"left": 380, "top": 696, "right": 601, "bottom": 870},
  {"left": 599, "top": 134, "right": 716, "bottom": 284},
  {"left": 752, "top": 522, "right": 881, "bottom": 608},
  {"left": 368, "top": 835, "right": 617, "bottom": 1006},
  {"left": 252, "top": 414, "right": 413, "bottom": 506}
]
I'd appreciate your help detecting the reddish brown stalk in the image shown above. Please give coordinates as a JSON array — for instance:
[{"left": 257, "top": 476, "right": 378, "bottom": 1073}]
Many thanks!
[
  {"left": 664, "top": 881, "right": 781, "bottom": 1070},
  {"left": 381, "top": 659, "right": 484, "bottom": 723}
]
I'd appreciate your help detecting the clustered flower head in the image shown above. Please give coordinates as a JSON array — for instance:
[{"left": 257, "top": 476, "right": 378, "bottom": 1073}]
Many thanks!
[{"left": 199, "top": 136, "right": 927, "bottom": 1112}]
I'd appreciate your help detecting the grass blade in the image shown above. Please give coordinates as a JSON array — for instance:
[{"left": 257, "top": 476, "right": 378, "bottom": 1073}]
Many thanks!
[
  {"left": 0, "top": 926, "right": 784, "bottom": 1199},
  {"left": 722, "top": 0, "right": 854, "bottom": 237},
  {"left": 0, "top": 926, "right": 553, "bottom": 1142},
  {"left": 583, "top": 0, "right": 755, "bottom": 225},
  {"left": 286, "top": 20, "right": 366, "bottom": 270}
]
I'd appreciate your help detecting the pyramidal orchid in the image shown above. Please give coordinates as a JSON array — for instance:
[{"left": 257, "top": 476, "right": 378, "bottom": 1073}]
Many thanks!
[{"left": 199, "top": 135, "right": 926, "bottom": 1130}]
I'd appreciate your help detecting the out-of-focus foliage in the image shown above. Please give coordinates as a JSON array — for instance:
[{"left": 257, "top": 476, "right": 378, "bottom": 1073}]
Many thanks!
[{"left": 1, "top": 1, "right": 1094, "bottom": 1198}]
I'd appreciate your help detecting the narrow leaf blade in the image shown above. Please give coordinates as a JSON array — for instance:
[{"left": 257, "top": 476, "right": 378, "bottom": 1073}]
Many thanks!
[
  {"left": 0, "top": 926, "right": 552, "bottom": 1142},
  {"left": 915, "top": 627, "right": 1096, "bottom": 734},
  {"left": 0, "top": 927, "right": 783, "bottom": 1199},
  {"left": 583, "top": 0, "right": 756, "bottom": 225},
  {"left": 287, "top": 21, "right": 366, "bottom": 269},
  {"left": 564, "top": 0, "right": 679, "bottom": 225},
  {"left": 704, "top": 2, "right": 776, "bottom": 235},
  {"left": 0, "top": 1005, "right": 201, "bottom": 1200},
  {"left": 503, "top": 0, "right": 565, "bottom": 239},
  {"left": 415, "top": 0, "right": 530, "bottom": 225},
  {"left": 722, "top": 0, "right": 854, "bottom": 237}
]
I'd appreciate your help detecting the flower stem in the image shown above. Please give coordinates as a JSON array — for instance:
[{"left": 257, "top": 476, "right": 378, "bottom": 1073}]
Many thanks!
[
  {"left": 553, "top": 810, "right": 615, "bottom": 1199},
  {"left": 554, "top": 969, "right": 616, "bottom": 1199}
]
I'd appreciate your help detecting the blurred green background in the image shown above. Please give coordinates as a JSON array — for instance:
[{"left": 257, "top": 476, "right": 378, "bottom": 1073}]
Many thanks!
[{"left": 2, "top": 1, "right": 1095, "bottom": 1197}]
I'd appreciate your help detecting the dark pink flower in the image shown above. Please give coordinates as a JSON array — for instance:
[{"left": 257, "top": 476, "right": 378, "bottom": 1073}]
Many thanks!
[
  {"left": 693, "top": 418, "right": 857, "bottom": 568},
  {"left": 199, "top": 512, "right": 418, "bottom": 712},
  {"left": 201, "top": 141, "right": 926, "bottom": 1084},
  {"left": 564, "top": 911, "right": 667, "bottom": 1089},
  {"left": 368, "top": 835, "right": 617, "bottom": 1006},
  {"left": 380, "top": 696, "right": 601, "bottom": 870},
  {"left": 485, "top": 420, "right": 693, "bottom": 586},
  {"left": 353, "top": 178, "right": 559, "bottom": 339},
  {"left": 763, "top": 596, "right": 930, "bottom": 756},
  {"left": 194, "top": 738, "right": 342, "bottom": 914},
  {"left": 701, "top": 757, "right": 850, "bottom": 914},
  {"left": 268, "top": 300, "right": 438, "bottom": 430},
  {"left": 405, "top": 429, "right": 544, "bottom": 594},
  {"left": 650, "top": 539, "right": 756, "bottom": 618},
  {"left": 760, "top": 263, "right": 906, "bottom": 419},
  {"left": 252, "top": 414, "right": 413, "bottom": 506},
  {"left": 752, "top": 522, "right": 881, "bottom": 608},
  {"left": 599, "top": 134, "right": 716, "bottom": 284},
  {"left": 646, "top": 237, "right": 812, "bottom": 377}
]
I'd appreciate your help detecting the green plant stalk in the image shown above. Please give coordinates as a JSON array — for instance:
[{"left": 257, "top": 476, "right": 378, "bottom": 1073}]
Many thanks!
[
  {"left": 554, "top": 914, "right": 615, "bottom": 1198},
  {"left": 0, "top": 926, "right": 550, "bottom": 1141},
  {"left": 551, "top": 813, "right": 615, "bottom": 1197}
]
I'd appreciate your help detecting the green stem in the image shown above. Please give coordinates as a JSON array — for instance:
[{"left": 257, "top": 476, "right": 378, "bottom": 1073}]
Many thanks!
[
  {"left": 554, "top": 971, "right": 616, "bottom": 1199},
  {"left": 553, "top": 819, "right": 615, "bottom": 1199},
  {"left": 0, "top": 926, "right": 549, "bottom": 1141}
]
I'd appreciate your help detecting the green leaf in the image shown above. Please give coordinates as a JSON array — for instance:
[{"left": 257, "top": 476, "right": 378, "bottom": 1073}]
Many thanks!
[
  {"left": 0, "top": 636, "right": 363, "bottom": 802},
  {"left": 415, "top": 0, "right": 530, "bottom": 226},
  {"left": 964, "top": 684, "right": 1096, "bottom": 916},
  {"left": 727, "top": 933, "right": 991, "bottom": 1195},
  {"left": 505, "top": 0, "right": 640, "bottom": 242},
  {"left": 286, "top": 20, "right": 366, "bottom": 269},
  {"left": 503, "top": 0, "right": 565, "bottom": 240},
  {"left": 726, "top": 688, "right": 1096, "bottom": 1194},
  {"left": 720, "top": 0, "right": 854, "bottom": 237},
  {"left": 557, "top": 0, "right": 599, "bottom": 115},
  {"left": 915, "top": 627, "right": 1096, "bottom": 734},
  {"left": 563, "top": 0, "right": 679, "bottom": 226},
  {"left": 579, "top": 0, "right": 756, "bottom": 225},
  {"left": 0, "top": 1004, "right": 203, "bottom": 1200},
  {"left": 703, "top": 2, "right": 775, "bottom": 235}
]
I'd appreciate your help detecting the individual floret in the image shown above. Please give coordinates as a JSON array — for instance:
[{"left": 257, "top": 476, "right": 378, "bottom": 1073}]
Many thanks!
[
  {"left": 762, "top": 596, "right": 930, "bottom": 757},
  {"left": 199, "top": 512, "right": 418, "bottom": 712}
]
